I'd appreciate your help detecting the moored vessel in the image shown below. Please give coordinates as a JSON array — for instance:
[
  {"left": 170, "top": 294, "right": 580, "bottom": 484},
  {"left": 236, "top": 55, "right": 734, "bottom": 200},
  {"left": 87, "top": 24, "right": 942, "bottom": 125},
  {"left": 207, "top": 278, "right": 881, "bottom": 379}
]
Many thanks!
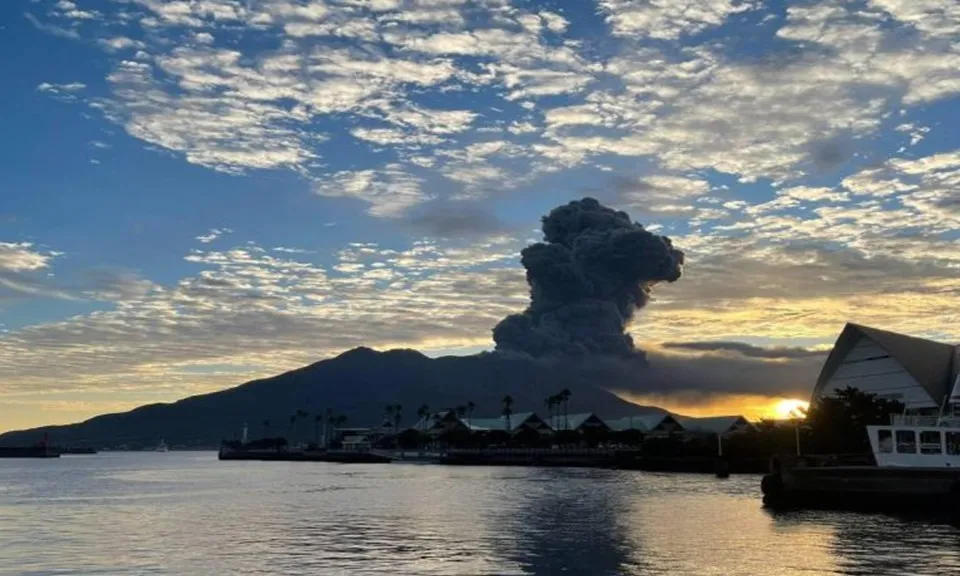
[{"left": 762, "top": 414, "right": 960, "bottom": 518}]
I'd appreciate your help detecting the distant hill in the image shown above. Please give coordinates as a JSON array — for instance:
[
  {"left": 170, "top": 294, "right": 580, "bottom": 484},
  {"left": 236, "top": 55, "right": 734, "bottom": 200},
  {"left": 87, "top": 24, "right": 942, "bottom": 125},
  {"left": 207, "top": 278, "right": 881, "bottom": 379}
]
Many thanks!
[{"left": 0, "top": 348, "right": 661, "bottom": 448}]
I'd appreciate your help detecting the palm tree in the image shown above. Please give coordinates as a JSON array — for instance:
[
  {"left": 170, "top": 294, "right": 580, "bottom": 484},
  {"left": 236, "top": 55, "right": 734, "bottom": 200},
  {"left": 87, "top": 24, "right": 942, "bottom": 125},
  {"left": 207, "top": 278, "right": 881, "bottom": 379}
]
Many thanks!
[
  {"left": 502, "top": 395, "right": 514, "bottom": 433},
  {"left": 456, "top": 405, "right": 467, "bottom": 420},
  {"left": 262, "top": 419, "right": 271, "bottom": 439},
  {"left": 324, "top": 408, "right": 333, "bottom": 444},
  {"left": 466, "top": 401, "right": 476, "bottom": 426},
  {"left": 417, "top": 404, "right": 430, "bottom": 431},
  {"left": 314, "top": 414, "right": 323, "bottom": 446},
  {"left": 296, "top": 409, "right": 309, "bottom": 444},
  {"left": 385, "top": 404, "right": 395, "bottom": 431},
  {"left": 334, "top": 415, "right": 348, "bottom": 438},
  {"left": 559, "top": 388, "right": 571, "bottom": 431},
  {"left": 545, "top": 394, "right": 558, "bottom": 427},
  {"left": 288, "top": 414, "right": 297, "bottom": 443},
  {"left": 393, "top": 404, "right": 403, "bottom": 432}
]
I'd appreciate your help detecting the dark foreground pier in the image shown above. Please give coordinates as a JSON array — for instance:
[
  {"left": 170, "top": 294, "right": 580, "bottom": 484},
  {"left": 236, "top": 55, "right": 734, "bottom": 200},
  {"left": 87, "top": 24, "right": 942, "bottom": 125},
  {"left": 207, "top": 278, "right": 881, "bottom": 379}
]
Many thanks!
[
  {"left": 761, "top": 455, "right": 960, "bottom": 520},
  {"left": 0, "top": 446, "right": 60, "bottom": 458}
]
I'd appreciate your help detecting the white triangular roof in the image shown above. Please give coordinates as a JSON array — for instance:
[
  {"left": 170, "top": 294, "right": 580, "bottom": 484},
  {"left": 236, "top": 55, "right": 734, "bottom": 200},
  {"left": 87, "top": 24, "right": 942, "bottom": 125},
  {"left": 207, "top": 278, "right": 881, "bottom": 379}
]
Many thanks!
[
  {"left": 813, "top": 323, "right": 958, "bottom": 405},
  {"left": 547, "top": 412, "right": 607, "bottom": 431},
  {"left": 468, "top": 412, "right": 541, "bottom": 432},
  {"left": 604, "top": 413, "right": 681, "bottom": 432},
  {"left": 675, "top": 415, "right": 753, "bottom": 435}
]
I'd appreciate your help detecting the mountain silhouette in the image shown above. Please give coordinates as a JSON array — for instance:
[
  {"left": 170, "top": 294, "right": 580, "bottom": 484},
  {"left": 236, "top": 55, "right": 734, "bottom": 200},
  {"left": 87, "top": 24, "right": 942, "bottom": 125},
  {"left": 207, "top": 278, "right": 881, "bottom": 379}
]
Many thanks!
[{"left": 0, "top": 348, "right": 659, "bottom": 448}]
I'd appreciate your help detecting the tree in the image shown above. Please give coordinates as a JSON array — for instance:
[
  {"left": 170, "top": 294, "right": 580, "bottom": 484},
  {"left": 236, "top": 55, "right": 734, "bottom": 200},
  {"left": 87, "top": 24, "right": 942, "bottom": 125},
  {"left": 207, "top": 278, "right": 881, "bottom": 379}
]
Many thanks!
[
  {"left": 296, "top": 409, "right": 308, "bottom": 441},
  {"left": 288, "top": 414, "right": 297, "bottom": 443},
  {"left": 262, "top": 419, "right": 271, "bottom": 439},
  {"left": 393, "top": 404, "right": 403, "bottom": 433},
  {"left": 804, "top": 387, "right": 905, "bottom": 454},
  {"left": 314, "top": 414, "right": 323, "bottom": 446},
  {"left": 559, "top": 388, "right": 572, "bottom": 431},
  {"left": 417, "top": 404, "right": 430, "bottom": 431},
  {"left": 545, "top": 395, "right": 557, "bottom": 428},
  {"left": 456, "top": 405, "right": 467, "bottom": 420},
  {"left": 466, "top": 401, "right": 476, "bottom": 426},
  {"left": 385, "top": 405, "right": 396, "bottom": 431},
  {"left": 324, "top": 408, "right": 334, "bottom": 444},
  {"left": 502, "top": 395, "right": 514, "bottom": 433}
]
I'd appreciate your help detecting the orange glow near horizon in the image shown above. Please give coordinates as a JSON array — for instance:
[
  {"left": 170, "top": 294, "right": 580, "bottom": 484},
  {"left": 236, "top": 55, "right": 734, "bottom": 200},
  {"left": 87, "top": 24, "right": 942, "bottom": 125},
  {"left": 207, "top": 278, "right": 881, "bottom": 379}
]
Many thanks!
[
  {"left": 773, "top": 398, "right": 809, "bottom": 419},
  {"left": 614, "top": 391, "right": 811, "bottom": 421}
]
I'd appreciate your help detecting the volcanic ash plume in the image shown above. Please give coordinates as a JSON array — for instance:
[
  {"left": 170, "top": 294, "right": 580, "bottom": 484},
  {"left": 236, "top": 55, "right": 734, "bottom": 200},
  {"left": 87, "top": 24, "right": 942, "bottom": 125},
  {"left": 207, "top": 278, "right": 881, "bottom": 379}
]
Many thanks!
[{"left": 493, "top": 198, "right": 685, "bottom": 358}]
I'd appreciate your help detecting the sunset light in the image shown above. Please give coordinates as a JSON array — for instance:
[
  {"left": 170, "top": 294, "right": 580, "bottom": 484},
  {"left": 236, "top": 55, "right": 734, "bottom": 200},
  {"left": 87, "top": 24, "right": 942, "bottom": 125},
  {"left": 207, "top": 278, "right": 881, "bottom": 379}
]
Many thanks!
[{"left": 773, "top": 399, "right": 809, "bottom": 420}]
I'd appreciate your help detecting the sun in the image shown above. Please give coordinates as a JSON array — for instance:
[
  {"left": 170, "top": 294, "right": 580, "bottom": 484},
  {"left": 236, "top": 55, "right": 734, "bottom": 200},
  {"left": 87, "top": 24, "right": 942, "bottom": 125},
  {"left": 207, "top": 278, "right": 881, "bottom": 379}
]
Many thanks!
[{"left": 772, "top": 398, "right": 810, "bottom": 419}]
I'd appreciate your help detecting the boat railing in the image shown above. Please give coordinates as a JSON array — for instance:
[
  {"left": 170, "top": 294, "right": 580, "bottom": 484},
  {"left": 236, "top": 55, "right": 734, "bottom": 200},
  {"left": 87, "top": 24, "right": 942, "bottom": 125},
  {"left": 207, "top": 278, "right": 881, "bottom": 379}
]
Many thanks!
[{"left": 889, "top": 414, "right": 960, "bottom": 427}]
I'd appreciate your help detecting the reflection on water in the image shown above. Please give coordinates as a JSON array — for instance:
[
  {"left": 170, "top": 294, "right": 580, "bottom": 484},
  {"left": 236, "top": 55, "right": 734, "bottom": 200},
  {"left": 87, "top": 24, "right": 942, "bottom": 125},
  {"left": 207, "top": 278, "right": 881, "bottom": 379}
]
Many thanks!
[{"left": 1, "top": 453, "right": 959, "bottom": 575}]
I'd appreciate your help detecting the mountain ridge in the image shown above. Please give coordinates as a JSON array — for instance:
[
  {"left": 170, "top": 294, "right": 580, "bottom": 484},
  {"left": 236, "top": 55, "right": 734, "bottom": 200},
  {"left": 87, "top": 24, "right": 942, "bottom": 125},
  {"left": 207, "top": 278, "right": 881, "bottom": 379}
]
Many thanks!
[{"left": 0, "top": 347, "right": 662, "bottom": 447}]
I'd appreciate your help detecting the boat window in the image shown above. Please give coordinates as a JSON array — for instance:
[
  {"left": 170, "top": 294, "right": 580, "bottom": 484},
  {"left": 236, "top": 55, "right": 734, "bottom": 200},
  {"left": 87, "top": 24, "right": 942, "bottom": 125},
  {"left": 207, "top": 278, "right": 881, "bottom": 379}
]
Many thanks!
[
  {"left": 877, "top": 429, "right": 893, "bottom": 453},
  {"left": 947, "top": 432, "right": 960, "bottom": 455},
  {"left": 896, "top": 430, "right": 917, "bottom": 454},
  {"left": 920, "top": 431, "right": 942, "bottom": 455}
]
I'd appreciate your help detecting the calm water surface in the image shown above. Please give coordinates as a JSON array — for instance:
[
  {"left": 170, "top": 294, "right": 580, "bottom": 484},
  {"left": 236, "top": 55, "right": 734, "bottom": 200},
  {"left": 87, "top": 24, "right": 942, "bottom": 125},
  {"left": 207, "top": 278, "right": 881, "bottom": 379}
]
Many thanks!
[{"left": 2, "top": 452, "right": 959, "bottom": 575}]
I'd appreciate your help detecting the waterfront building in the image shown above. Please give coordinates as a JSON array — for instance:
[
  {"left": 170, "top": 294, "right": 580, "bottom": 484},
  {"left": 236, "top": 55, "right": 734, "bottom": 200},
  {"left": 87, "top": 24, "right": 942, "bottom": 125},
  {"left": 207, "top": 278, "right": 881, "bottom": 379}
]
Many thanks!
[
  {"left": 468, "top": 412, "right": 552, "bottom": 435},
  {"left": 547, "top": 412, "right": 610, "bottom": 433},
  {"left": 411, "top": 411, "right": 471, "bottom": 437},
  {"left": 676, "top": 415, "right": 754, "bottom": 436},
  {"left": 605, "top": 413, "right": 684, "bottom": 436},
  {"left": 811, "top": 323, "right": 960, "bottom": 413}
]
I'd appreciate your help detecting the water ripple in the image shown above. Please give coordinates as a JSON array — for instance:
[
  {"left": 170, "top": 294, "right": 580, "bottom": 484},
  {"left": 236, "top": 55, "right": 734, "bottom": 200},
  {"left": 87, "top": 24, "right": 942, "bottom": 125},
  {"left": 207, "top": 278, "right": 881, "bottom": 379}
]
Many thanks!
[{"left": 1, "top": 454, "right": 959, "bottom": 575}]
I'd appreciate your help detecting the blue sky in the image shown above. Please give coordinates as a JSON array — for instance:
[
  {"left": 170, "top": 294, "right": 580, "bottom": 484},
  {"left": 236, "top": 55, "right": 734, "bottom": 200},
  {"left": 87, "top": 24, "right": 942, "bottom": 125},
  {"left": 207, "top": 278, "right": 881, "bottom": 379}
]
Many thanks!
[{"left": 1, "top": 0, "right": 959, "bottom": 430}]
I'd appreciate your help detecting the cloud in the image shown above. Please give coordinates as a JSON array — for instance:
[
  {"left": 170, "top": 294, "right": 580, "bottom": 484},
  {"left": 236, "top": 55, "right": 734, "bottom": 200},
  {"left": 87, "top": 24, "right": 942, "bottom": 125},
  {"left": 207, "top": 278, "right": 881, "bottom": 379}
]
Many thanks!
[
  {"left": 196, "top": 228, "right": 232, "bottom": 244},
  {"left": 0, "top": 237, "right": 526, "bottom": 399},
  {"left": 600, "top": 0, "right": 759, "bottom": 39},
  {"left": 0, "top": 243, "right": 54, "bottom": 272},
  {"left": 405, "top": 200, "right": 505, "bottom": 238},
  {"left": 315, "top": 165, "right": 428, "bottom": 217},
  {"left": 14, "top": 0, "right": 960, "bottom": 421},
  {"left": 660, "top": 340, "right": 827, "bottom": 359},
  {"left": 36, "top": 82, "right": 87, "bottom": 102},
  {"left": 37, "top": 82, "right": 86, "bottom": 93},
  {"left": 611, "top": 341, "right": 826, "bottom": 401},
  {"left": 805, "top": 134, "right": 855, "bottom": 174},
  {"left": 98, "top": 37, "right": 146, "bottom": 52},
  {"left": 615, "top": 174, "right": 713, "bottom": 218},
  {"left": 24, "top": 12, "right": 80, "bottom": 39},
  {"left": 0, "top": 242, "right": 68, "bottom": 302}
]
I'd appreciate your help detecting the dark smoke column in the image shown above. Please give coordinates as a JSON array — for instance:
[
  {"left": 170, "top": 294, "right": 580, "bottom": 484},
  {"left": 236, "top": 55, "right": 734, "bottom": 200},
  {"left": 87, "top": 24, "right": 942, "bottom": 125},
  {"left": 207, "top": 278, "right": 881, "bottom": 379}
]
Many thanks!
[{"left": 493, "top": 198, "right": 684, "bottom": 358}]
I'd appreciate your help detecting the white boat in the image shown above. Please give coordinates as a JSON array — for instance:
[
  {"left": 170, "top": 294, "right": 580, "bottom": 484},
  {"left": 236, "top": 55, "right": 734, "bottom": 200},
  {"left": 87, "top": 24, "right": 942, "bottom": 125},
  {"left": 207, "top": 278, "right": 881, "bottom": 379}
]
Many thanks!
[
  {"left": 155, "top": 438, "right": 169, "bottom": 452},
  {"left": 867, "top": 374, "right": 960, "bottom": 468},
  {"left": 868, "top": 415, "right": 960, "bottom": 468}
]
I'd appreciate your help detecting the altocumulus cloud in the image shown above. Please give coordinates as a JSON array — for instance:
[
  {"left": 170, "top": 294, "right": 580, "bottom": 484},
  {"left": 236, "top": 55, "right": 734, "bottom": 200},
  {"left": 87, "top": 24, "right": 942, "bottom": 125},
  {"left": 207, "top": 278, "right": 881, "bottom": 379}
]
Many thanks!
[{"left": 13, "top": 0, "right": 960, "bottom": 415}]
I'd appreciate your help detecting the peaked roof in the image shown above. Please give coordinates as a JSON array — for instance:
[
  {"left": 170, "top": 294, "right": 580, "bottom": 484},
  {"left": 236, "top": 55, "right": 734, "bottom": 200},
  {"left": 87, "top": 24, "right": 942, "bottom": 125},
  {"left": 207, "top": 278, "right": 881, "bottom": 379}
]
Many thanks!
[
  {"left": 813, "top": 323, "right": 958, "bottom": 405},
  {"left": 604, "top": 413, "right": 681, "bottom": 432},
  {"left": 468, "top": 412, "right": 540, "bottom": 432},
  {"left": 547, "top": 412, "right": 607, "bottom": 431},
  {"left": 411, "top": 410, "right": 456, "bottom": 430},
  {"left": 676, "top": 415, "right": 753, "bottom": 435}
]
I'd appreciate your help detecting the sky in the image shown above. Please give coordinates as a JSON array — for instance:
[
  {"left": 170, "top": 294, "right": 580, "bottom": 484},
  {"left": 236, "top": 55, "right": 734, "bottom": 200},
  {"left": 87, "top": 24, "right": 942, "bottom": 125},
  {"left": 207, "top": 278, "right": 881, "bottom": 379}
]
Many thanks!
[{"left": 1, "top": 0, "right": 959, "bottom": 432}]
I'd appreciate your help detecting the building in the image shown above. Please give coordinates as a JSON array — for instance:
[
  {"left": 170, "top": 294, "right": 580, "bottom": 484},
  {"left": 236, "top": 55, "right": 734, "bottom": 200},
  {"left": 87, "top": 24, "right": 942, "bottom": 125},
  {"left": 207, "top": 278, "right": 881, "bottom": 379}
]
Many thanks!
[
  {"left": 811, "top": 323, "right": 960, "bottom": 412},
  {"left": 605, "top": 413, "right": 684, "bottom": 435},
  {"left": 341, "top": 434, "right": 373, "bottom": 452},
  {"left": 547, "top": 412, "right": 610, "bottom": 433},
  {"left": 468, "top": 412, "right": 551, "bottom": 435},
  {"left": 676, "top": 415, "right": 755, "bottom": 436},
  {"left": 411, "top": 411, "right": 470, "bottom": 437}
]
